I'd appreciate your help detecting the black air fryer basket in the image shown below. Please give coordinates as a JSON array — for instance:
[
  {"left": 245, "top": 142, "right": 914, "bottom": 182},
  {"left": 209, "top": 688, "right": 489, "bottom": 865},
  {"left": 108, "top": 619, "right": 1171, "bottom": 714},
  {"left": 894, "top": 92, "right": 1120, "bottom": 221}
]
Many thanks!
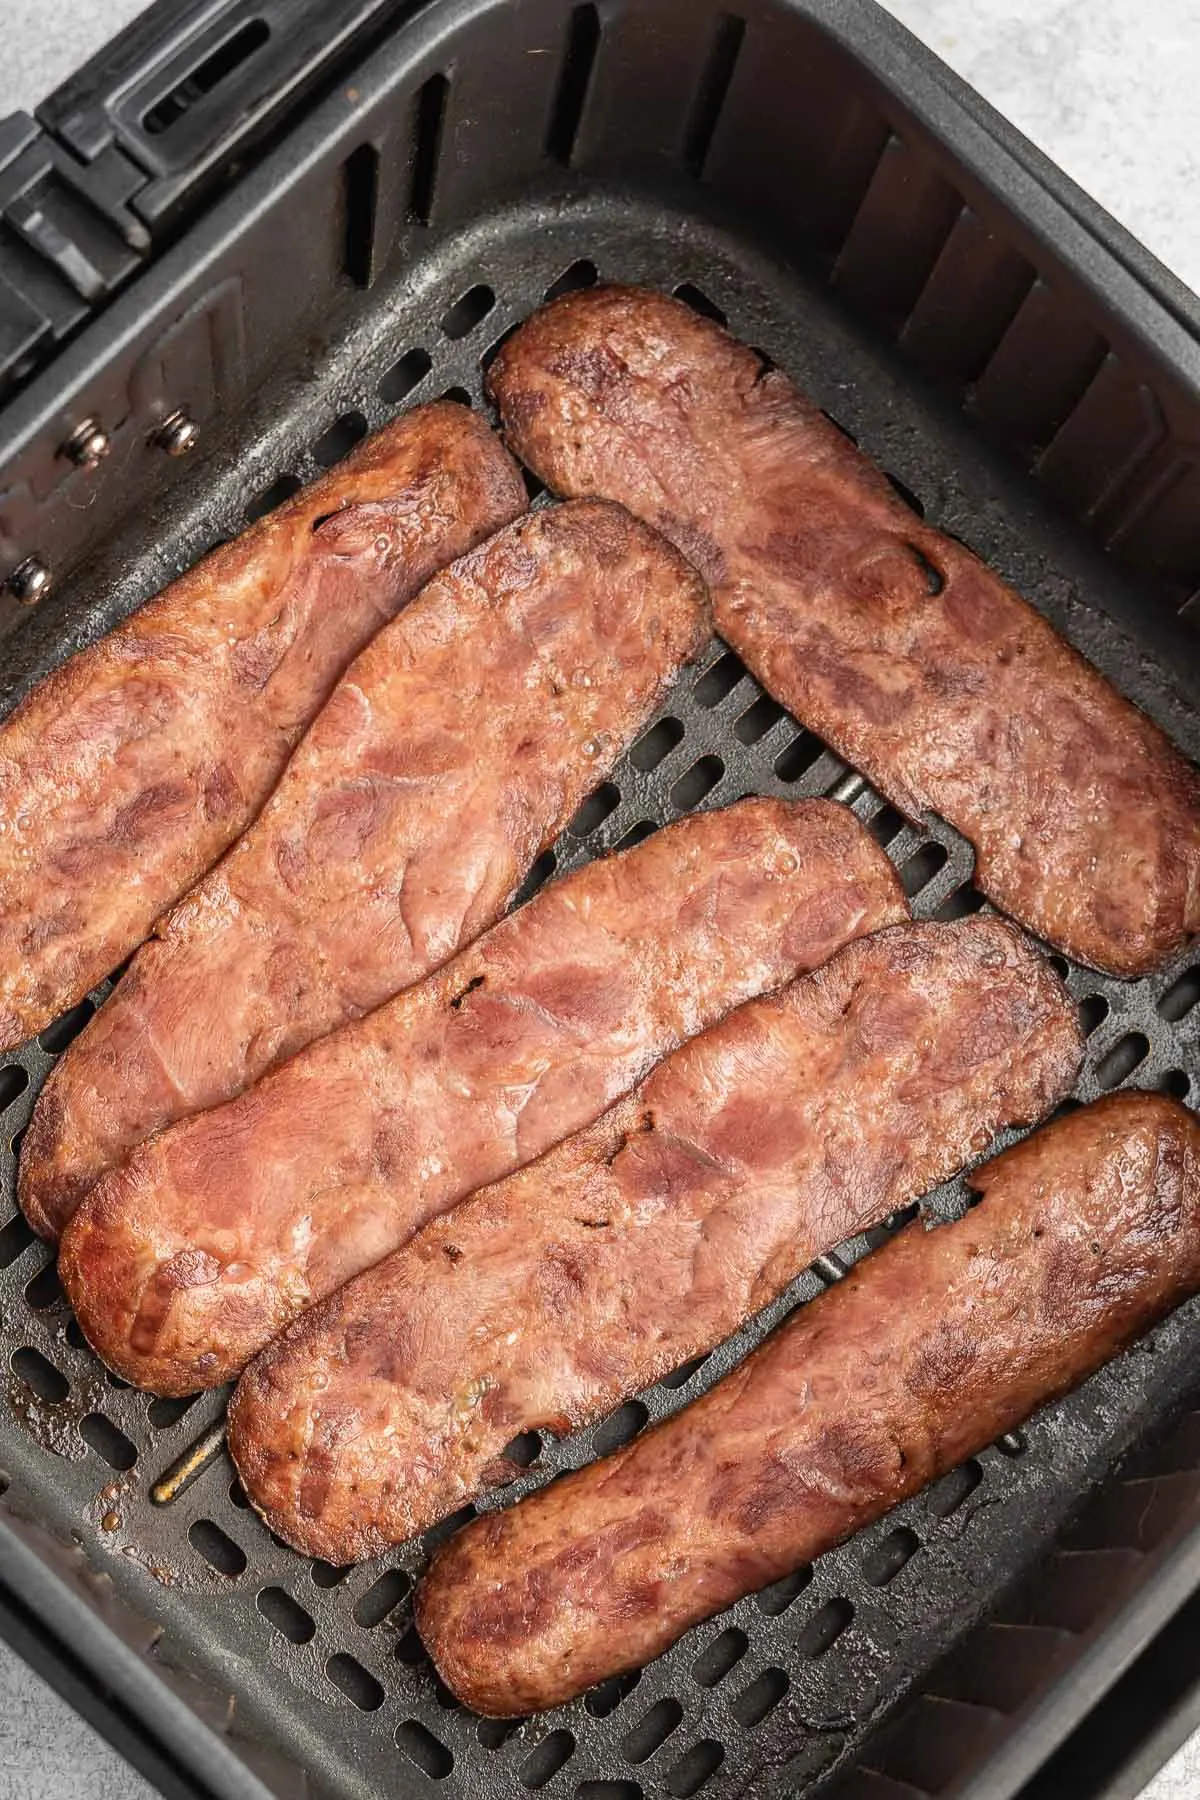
[{"left": 0, "top": 3, "right": 1198, "bottom": 1797}]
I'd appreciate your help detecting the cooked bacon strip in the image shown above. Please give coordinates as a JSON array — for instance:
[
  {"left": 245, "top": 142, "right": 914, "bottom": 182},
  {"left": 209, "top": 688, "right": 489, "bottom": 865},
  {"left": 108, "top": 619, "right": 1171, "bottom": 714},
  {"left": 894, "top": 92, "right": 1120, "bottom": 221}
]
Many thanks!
[
  {"left": 0, "top": 403, "right": 525, "bottom": 1052},
  {"left": 58, "top": 798, "right": 906, "bottom": 1394},
  {"left": 489, "top": 285, "right": 1200, "bottom": 978},
  {"left": 417, "top": 1092, "right": 1200, "bottom": 1717},
  {"left": 22, "top": 500, "right": 707, "bottom": 1239},
  {"left": 227, "top": 916, "right": 1081, "bottom": 1561}
]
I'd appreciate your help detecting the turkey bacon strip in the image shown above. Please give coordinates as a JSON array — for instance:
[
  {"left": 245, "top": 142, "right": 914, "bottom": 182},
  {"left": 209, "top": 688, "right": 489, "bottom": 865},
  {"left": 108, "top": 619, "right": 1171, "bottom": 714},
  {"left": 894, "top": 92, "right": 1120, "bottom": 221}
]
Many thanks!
[
  {"left": 0, "top": 402, "right": 525, "bottom": 1051},
  {"left": 60, "top": 797, "right": 905, "bottom": 1393},
  {"left": 417, "top": 1092, "right": 1200, "bottom": 1716},
  {"left": 23, "top": 500, "right": 707, "bottom": 1238},
  {"left": 489, "top": 285, "right": 1200, "bottom": 978},
  {"left": 228, "top": 915, "right": 1082, "bottom": 1561}
]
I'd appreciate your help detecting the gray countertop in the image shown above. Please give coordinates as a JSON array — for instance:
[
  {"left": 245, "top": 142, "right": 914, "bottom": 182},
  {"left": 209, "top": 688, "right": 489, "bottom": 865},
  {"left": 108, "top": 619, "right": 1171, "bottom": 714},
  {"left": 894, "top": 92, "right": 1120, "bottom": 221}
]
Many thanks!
[{"left": 1, "top": 3, "right": 1198, "bottom": 1797}]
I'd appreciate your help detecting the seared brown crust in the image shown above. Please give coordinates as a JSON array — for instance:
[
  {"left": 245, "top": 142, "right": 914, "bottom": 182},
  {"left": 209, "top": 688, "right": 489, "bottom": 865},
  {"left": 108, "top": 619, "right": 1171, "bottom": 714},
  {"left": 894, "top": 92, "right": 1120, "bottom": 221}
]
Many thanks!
[
  {"left": 228, "top": 916, "right": 1081, "bottom": 1561},
  {"left": 489, "top": 286, "right": 1200, "bottom": 978},
  {"left": 23, "top": 500, "right": 708, "bottom": 1241},
  {"left": 0, "top": 404, "right": 525, "bottom": 1056},
  {"left": 417, "top": 1092, "right": 1200, "bottom": 1716},
  {"left": 59, "top": 799, "right": 906, "bottom": 1393}
]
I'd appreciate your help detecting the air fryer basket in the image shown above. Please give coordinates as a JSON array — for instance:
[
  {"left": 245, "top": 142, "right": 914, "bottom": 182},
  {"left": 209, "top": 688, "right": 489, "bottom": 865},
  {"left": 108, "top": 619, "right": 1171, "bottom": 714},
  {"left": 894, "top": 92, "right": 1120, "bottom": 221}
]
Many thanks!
[{"left": 0, "top": 3, "right": 1197, "bottom": 1798}]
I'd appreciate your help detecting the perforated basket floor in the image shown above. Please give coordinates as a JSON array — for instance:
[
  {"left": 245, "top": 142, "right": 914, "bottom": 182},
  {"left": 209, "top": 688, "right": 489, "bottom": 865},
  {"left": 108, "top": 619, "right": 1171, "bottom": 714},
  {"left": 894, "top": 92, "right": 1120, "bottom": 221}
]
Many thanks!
[{"left": 0, "top": 112, "right": 1198, "bottom": 1800}]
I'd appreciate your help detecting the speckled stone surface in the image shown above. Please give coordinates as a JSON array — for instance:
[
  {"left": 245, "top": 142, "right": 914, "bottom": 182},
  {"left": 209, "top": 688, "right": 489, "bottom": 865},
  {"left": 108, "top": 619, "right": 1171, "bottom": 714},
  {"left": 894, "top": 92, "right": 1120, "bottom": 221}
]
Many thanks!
[{"left": 0, "top": 3, "right": 1198, "bottom": 1798}]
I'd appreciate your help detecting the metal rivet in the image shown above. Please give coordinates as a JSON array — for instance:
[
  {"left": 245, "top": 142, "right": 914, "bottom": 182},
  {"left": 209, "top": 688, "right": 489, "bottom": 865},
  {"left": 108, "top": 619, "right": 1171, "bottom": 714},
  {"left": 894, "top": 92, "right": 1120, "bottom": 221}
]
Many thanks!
[
  {"left": 62, "top": 417, "right": 111, "bottom": 469},
  {"left": 153, "top": 409, "right": 199, "bottom": 457},
  {"left": 6, "top": 557, "right": 52, "bottom": 605}
]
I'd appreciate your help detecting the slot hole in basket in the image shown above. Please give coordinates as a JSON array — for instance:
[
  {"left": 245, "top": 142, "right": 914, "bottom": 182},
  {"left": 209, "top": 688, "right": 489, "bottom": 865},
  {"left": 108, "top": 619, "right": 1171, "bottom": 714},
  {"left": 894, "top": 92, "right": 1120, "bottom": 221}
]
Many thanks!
[
  {"left": 692, "top": 1624, "right": 748, "bottom": 1688},
  {"left": 312, "top": 411, "right": 368, "bottom": 469},
  {"left": 570, "top": 781, "right": 621, "bottom": 837},
  {"left": 693, "top": 649, "right": 745, "bottom": 706},
  {"left": 930, "top": 1457, "right": 983, "bottom": 1517},
  {"left": 545, "top": 4, "right": 600, "bottom": 166},
  {"left": 258, "top": 1585, "right": 315, "bottom": 1644},
  {"left": 862, "top": 1525, "right": 920, "bottom": 1587},
  {"left": 24, "top": 1259, "right": 63, "bottom": 1310},
  {"left": 311, "top": 1557, "right": 351, "bottom": 1587},
  {"left": 593, "top": 1400, "right": 648, "bottom": 1454},
  {"left": 0, "top": 1066, "right": 29, "bottom": 1110},
  {"left": 935, "top": 882, "right": 987, "bottom": 921},
  {"left": 586, "top": 1670, "right": 641, "bottom": 1717},
  {"left": 410, "top": 74, "right": 448, "bottom": 225},
  {"left": 732, "top": 1666, "right": 789, "bottom": 1727},
  {"left": 79, "top": 1412, "right": 136, "bottom": 1470},
  {"left": 396, "top": 1719, "right": 453, "bottom": 1775},
  {"left": 661, "top": 1352, "right": 709, "bottom": 1390},
  {"left": 885, "top": 471, "right": 926, "bottom": 517},
  {"left": 514, "top": 849, "right": 557, "bottom": 906},
  {"left": 735, "top": 694, "right": 786, "bottom": 744},
  {"left": 673, "top": 283, "right": 728, "bottom": 328},
  {"left": 756, "top": 1565, "right": 810, "bottom": 1616},
  {"left": 682, "top": 11, "right": 745, "bottom": 179},
  {"left": 342, "top": 143, "right": 379, "bottom": 288},
  {"left": 796, "top": 1596, "right": 853, "bottom": 1658},
  {"left": 1095, "top": 1031, "right": 1150, "bottom": 1089},
  {"left": 501, "top": 1429, "right": 542, "bottom": 1468},
  {"left": 229, "top": 1478, "right": 250, "bottom": 1509},
  {"left": 11, "top": 1346, "right": 68, "bottom": 1403},
  {"left": 0, "top": 1213, "right": 36, "bottom": 1269},
  {"left": 578, "top": 1785, "right": 642, "bottom": 1800},
  {"left": 520, "top": 1728, "right": 575, "bottom": 1787},
  {"left": 614, "top": 820, "right": 659, "bottom": 852},
  {"left": 441, "top": 283, "right": 496, "bottom": 340},
  {"left": 631, "top": 716, "right": 684, "bottom": 772},
  {"left": 147, "top": 1392, "right": 197, "bottom": 1430},
  {"left": 1159, "top": 966, "right": 1200, "bottom": 1022},
  {"left": 666, "top": 1739, "right": 724, "bottom": 1797},
  {"left": 1079, "top": 994, "right": 1110, "bottom": 1035},
  {"left": 479, "top": 1716, "right": 523, "bottom": 1749},
  {"left": 900, "top": 839, "right": 948, "bottom": 896},
  {"left": 545, "top": 258, "right": 599, "bottom": 301},
  {"left": 38, "top": 1000, "right": 95, "bottom": 1055},
  {"left": 189, "top": 1518, "right": 246, "bottom": 1577},
  {"left": 623, "top": 1696, "right": 683, "bottom": 1764},
  {"left": 774, "top": 733, "right": 825, "bottom": 784},
  {"left": 328, "top": 1652, "right": 384, "bottom": 1712},
  {"left": 354, "top": 1567, "right": 411, "bottom": 1628},
  {"left": 481, "top": 321, "right": 521, "bottom": 374},
  {"left": 1159, "top": 1069, "right": 1191, "bottom": 1099},
  {"left": 380, "top": 347, "right": 432, "bottom": 405},
  {"left": 670, "top": 755, "right": 724, "bottom": 811},
  {"left": 245, "top": 474, "right": 302, "bottom": 523}
]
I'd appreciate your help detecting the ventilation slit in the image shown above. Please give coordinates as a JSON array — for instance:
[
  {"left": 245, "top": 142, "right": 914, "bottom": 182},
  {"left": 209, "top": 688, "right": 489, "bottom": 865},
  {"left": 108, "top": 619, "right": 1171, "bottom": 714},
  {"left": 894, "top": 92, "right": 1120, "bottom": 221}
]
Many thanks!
[
  {"left": 410, "top": 74, "right": 449, "bottom": 225},
  {"left": 683, "top": 13, "right": 746, "bottom": 176},
  {"left": 396, "top": 1719, "right": 453, "bottom": 1775},
  {"left": 0, "top": 1066, "right": 29, "bottom": 1110},
  {"left": 327, "top": 1653, "right": 385, "bottom": 1711},
  {"left": 258, "top": 1586, "right": 316, "bottom": 1643},
  {"left": 380, "top": 347, "right": 432, "bottom": 405},
  {"left": 188, "top": 1518, "right": 246, "bottom": 1576},
  {"left": 142, "top": 19, "right": 269, "bottom": 136},
  {"left": 79, "top": 1413, "right": 137, "bottom": 1470},
  {"left": 343, "top": 144, "right": 380, "bottom": 288},
  {"left": 12, "top": 1346, "right": 68, "bottom": 1402},
  {"left": 520, "top": 1728, "right": 575, "bottom": 1787},
  {"left": 354, "top": 1567, "right": 411, "bottom": 1628},
  {"left": 545, "top": 5, "right": 600, "bottom": 166}
]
